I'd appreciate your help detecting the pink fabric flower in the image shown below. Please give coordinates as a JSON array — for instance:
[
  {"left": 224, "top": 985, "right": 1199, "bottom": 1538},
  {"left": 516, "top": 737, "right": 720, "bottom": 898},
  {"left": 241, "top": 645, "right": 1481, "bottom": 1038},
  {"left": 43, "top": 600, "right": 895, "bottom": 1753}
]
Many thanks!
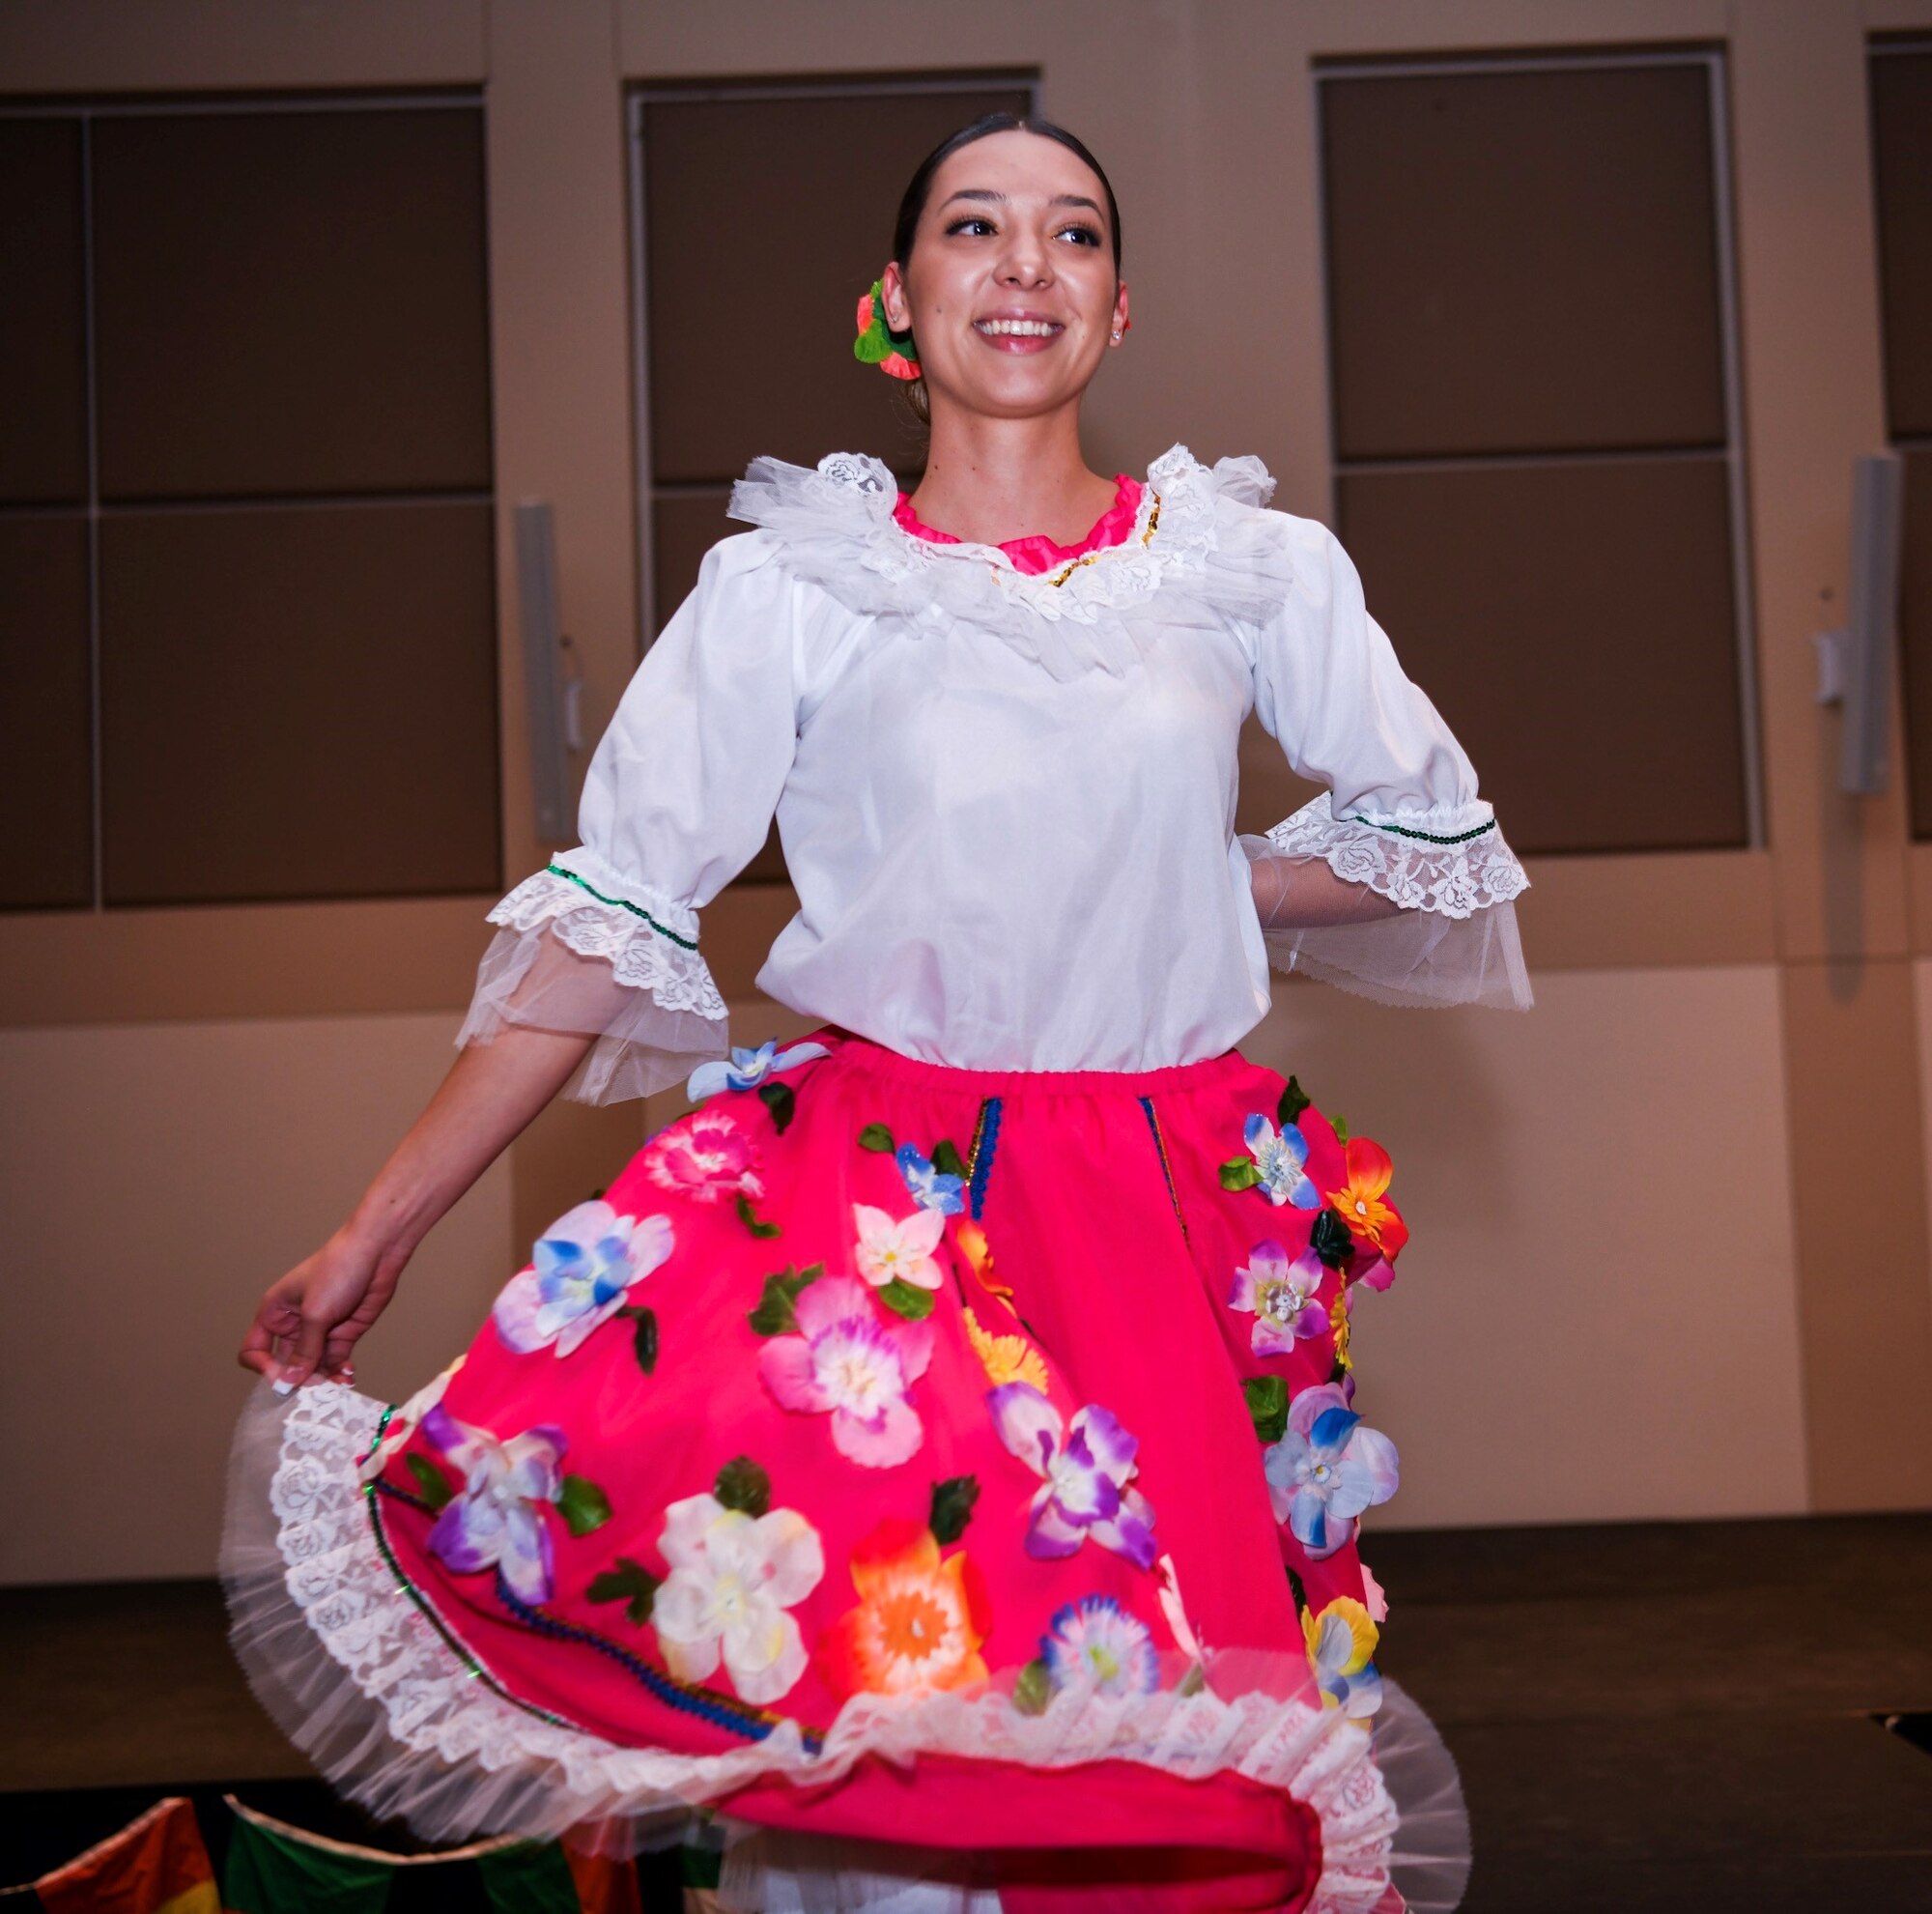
[
  {"left": 640, "top": 1108, "right": 763, "bottom": 1205},
  {"left": 852, "top": 1203, "right": 947, "bottom": 1291},
  {"left": 758, "top": 1275, "right": 934, "bottom": 1468}
]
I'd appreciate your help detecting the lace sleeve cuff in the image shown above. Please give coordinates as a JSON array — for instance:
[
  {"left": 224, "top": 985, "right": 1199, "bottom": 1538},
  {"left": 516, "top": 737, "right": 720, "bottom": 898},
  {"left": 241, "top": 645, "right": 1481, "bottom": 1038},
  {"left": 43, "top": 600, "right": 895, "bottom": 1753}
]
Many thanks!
[
  {"left": 1248, "top": 799, "right": 1533, "bottom": 1011},
  {"left": 455, "top": 866, "right": 728, "bottom": 1102}
]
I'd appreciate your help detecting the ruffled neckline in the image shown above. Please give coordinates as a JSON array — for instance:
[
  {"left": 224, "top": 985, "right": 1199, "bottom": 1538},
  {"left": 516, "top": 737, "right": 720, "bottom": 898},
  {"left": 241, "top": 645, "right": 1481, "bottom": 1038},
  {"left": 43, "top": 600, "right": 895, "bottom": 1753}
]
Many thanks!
[
  {"left": 892, "top": 474, "right": 1145, "bottom": 576},
  {"left": 727, "top": 443, "right": 1287, "bottom": 680}
]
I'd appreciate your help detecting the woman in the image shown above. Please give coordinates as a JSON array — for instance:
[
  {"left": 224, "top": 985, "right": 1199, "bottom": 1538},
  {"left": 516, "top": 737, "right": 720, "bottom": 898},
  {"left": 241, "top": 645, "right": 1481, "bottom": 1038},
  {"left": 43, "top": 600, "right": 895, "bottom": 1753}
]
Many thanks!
[{"left": 228, "top": 114, "right": 1527, "bottom": 1914}]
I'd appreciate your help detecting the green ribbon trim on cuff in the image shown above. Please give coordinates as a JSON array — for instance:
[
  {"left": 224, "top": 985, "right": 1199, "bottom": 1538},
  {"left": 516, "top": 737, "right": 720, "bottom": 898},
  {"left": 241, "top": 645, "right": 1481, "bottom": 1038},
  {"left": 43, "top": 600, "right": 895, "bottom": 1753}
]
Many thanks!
[
  {"left": 1343, "top": 814, "right": 1497, "bottom": 846},
  {"left": 546, "top": 863, "right": 698, "bottom": 950}
]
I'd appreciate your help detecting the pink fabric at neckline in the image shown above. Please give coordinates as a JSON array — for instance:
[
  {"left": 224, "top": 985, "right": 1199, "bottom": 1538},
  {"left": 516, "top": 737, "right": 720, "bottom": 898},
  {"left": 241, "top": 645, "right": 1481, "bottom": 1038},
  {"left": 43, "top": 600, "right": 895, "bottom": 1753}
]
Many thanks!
[{"left": 893, "top": 473, "right": 1144, "bottom": 575}]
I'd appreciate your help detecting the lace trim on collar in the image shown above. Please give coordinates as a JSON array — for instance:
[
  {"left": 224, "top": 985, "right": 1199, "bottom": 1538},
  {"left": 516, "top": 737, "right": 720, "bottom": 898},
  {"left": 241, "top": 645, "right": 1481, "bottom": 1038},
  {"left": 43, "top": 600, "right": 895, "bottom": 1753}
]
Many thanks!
[{"left": 726, "top": 444, "right": 1286, "bottom": 680}]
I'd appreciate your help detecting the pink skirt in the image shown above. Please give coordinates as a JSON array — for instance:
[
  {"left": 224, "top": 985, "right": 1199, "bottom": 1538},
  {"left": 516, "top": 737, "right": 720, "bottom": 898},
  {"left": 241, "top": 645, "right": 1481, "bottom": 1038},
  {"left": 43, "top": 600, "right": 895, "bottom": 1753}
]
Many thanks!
[{"left": 225, "top": 1028, "right": 1469, "bottom": 1913}]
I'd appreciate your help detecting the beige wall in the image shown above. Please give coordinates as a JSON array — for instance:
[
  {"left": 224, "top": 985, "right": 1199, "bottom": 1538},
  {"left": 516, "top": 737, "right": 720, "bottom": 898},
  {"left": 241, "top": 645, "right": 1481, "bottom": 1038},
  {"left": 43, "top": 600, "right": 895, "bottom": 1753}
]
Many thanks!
[
  {"left": 4, "top": 0, "right": 1931, "bottom": 1582},
  {"left": 0, "top": 1014, "right": 510, "bottom": 1584}
]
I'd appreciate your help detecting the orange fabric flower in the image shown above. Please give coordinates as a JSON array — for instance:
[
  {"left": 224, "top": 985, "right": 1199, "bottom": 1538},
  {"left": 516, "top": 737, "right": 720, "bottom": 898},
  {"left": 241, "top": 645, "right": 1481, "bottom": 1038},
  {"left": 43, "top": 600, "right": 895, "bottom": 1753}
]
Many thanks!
[
  {"left": 818, "top": 1518, "right": 992, "bottom": 1700},
  {"left": 1324, "top": 1137, "right": 1408, "bottom": 1259}
]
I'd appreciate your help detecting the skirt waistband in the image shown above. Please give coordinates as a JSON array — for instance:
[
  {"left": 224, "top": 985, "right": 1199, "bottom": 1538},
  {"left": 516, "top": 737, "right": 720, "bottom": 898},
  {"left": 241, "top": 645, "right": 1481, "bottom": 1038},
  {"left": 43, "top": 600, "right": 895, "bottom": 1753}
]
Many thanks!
[{"left": 812, "top": 1026, "right": 1257, "bottom": 1100}]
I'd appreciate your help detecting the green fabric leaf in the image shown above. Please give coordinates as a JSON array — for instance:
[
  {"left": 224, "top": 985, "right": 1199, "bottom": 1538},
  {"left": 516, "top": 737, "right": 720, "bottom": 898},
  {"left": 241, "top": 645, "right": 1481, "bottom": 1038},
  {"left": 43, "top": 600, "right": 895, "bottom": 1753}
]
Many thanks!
[
  {"left": 1311, "top": 1207, "right": 1355, "bottom": 1271},
  {"left": 1219, "top": 1157, "right": 1263, "bottom": 1191},
  {"left": 587, "top": 1555, "right": 661, "bottom": 1625},
  {"left": 747, "top": 1263, "right": 823, "bottom": 1336},
  {"left": 557, "top": 1474, "right": 612, "bottom": 1537},
  {"left": 1286, "top": 1562, "right": 1309, "bottom": 1616},
  {"left": 1177, "top": 1662, "right": 1208, "bottom": 1698},
  {"left": 1332, "top": 1115, "right": 1350, "bottom": 1145},
  {"left": 928, "top": 1473, "right": 980, "bottom": 1544},
  {"left": 476, "top": 1839, "right": 583, "bottom": 1914},
  {"left": 1328, "top": 1356, "right": 1350, "bottom": 1386},
  {"left": 878, "top": 1277, "right": 936, "bottom": 1321},
  {"left": 1012, "top": 1659, "right": 1054, "bottom": 1716},
  {"left": 736, "top": 1191, "right": 782, "bottom": 1238},
  {"left": 1243, "top": 1374, "right": 1289, "bottom": 1444},
  {"left": 758, "top": 1080, "right": 797, "bottom": 1134},
  {"left": 1277, "top": 1075, "right": 1311, "bottom": 1127},
  {"left": 405, "top": 1453, "right": 454, "bottom": 1510},
  {"left": 931, "top": 1138, "right": 968, "bottom": 1181},
  {"left": 714, "top": 1454, "right": 772, "bottom": 1517},
  {"left": 858, "top": 1123, "right": 895, "bottom": 1152}
]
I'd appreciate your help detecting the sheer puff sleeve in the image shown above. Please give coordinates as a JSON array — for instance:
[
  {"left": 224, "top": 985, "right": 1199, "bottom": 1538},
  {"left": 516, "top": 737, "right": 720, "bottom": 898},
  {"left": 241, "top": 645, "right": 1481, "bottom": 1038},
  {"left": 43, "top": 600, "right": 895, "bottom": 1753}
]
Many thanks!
[
  {"left": 456, "top": 532, "right": 798, "bottom": 1101},
  {"left": 1241, "top": 517, "right": 1532, "bottom": 1011}
]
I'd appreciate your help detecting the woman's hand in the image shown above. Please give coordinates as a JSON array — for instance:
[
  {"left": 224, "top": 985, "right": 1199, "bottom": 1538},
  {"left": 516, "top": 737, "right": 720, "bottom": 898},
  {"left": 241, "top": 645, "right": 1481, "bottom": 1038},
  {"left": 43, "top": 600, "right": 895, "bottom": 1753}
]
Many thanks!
[
  {"left": 238, "top": 1225, "right": 408, "bottom": 1390},
  {"left": 234, "top": 1016, "right": 597, "bottom": 1393}
]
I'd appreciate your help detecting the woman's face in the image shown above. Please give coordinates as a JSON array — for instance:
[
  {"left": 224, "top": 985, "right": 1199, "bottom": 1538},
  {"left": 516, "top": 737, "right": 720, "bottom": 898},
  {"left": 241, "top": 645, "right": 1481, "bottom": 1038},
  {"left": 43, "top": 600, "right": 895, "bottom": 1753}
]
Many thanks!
[{"left": 882, "top": 129, "right": 1129, "bottom": 422}]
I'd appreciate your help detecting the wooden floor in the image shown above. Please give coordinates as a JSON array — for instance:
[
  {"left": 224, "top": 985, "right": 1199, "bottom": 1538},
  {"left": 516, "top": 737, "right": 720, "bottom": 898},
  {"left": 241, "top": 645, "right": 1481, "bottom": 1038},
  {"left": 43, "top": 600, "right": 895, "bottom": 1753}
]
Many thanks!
[{"left": 5, "top": 1513, "right": 1931, "bottom": 1909}]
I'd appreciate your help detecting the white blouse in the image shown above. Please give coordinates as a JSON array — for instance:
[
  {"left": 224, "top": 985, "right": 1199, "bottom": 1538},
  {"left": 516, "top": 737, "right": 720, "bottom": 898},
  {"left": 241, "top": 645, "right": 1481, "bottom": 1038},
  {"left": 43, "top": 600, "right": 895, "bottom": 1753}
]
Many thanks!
[{"left": 459, "top": 446, "right": 1530, "bottom": 1101}]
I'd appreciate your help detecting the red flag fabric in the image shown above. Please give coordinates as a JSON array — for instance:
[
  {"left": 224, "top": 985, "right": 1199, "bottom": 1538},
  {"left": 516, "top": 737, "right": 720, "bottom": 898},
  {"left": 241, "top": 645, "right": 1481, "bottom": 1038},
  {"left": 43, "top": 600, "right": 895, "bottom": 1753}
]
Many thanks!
[{"left": 34, "top": 1797, "right": 218, "bottom": 1914}]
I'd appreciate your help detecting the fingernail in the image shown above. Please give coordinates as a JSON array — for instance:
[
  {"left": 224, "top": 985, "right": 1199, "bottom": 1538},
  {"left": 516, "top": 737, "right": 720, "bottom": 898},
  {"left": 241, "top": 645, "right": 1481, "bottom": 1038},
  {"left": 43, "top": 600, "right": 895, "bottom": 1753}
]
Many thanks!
[{"left": 271, "top": 1378, "right": 295, "bottom": 1396}]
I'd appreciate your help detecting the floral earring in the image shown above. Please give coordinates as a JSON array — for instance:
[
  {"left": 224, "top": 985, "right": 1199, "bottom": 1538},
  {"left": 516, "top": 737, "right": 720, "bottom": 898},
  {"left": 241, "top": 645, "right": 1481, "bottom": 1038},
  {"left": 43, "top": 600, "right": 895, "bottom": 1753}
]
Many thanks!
[{"left": 855, "top": 279, "right": 922, "bottom": 381}]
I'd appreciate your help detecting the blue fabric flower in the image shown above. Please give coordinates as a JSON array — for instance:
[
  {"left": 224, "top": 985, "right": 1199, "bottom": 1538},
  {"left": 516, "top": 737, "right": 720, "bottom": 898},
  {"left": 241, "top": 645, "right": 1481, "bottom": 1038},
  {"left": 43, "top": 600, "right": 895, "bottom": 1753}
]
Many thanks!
[
  {"left": 686, "top": 1039, "right": 829, "bottom": 1103},
  {"left": 1244, "top": 1113, "right": 1321, "bottom": 1209},
  {"left": 896, "top": 1142, "right": 964, "bottom": 1215}
]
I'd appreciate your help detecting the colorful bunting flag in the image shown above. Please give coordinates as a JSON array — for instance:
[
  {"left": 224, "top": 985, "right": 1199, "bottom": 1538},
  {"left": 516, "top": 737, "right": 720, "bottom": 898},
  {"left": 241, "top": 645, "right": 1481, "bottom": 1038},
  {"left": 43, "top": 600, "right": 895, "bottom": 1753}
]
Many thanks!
[{"left": 33, "top": 1796, "right": 218, "bottom": 1914}]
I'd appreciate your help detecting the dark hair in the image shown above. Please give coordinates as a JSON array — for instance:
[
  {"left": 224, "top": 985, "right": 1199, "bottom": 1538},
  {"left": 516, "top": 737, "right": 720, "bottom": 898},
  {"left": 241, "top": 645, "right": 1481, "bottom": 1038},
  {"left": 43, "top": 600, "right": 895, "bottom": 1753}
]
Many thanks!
[{"left": 892, "top": 112, "right": 1122, "bottom": 272}]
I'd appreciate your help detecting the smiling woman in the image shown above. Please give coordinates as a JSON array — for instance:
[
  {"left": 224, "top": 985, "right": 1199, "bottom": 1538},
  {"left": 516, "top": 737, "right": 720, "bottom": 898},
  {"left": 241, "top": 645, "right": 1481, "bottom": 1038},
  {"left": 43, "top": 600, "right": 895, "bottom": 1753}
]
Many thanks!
[{"left": 226, "top": 109, "right": 1517, "bottom": 1914}]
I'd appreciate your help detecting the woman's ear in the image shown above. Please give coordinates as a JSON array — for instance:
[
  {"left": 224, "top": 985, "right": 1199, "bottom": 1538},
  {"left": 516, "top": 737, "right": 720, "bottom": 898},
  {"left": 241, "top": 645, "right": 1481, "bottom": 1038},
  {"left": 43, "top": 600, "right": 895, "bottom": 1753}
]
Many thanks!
[
  {"left": 1110, "top": 280, "right": 1131, "bottom": 345},
  {"left": 880, "top": 261, "right": 914, "bottom": 335}
]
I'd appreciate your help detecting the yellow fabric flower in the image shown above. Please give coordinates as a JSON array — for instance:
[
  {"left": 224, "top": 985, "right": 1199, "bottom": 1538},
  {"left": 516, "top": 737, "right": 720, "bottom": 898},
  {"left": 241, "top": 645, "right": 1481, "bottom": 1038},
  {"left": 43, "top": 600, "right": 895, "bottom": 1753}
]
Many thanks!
[{"left": 962, "top": 1306, "right": 1050, "bottom": 1393}]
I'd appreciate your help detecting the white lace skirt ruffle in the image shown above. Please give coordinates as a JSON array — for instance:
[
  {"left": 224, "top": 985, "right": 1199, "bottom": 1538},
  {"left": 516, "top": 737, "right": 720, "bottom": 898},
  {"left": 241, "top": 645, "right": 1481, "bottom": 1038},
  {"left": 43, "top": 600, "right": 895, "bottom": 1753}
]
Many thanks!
[{"left": 223, "top": 1381, "right": 1469, "bottom": 1912}]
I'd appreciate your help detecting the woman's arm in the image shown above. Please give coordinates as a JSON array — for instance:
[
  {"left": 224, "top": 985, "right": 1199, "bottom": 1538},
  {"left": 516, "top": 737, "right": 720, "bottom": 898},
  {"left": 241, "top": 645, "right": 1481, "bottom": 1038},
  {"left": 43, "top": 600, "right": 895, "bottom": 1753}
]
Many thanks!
[
  {"left": 236, "top": 1025, "right": 592, "bottom": 1390},
  {"left": 1245, "top": 845, "right": 1406, "bottom": 929}
]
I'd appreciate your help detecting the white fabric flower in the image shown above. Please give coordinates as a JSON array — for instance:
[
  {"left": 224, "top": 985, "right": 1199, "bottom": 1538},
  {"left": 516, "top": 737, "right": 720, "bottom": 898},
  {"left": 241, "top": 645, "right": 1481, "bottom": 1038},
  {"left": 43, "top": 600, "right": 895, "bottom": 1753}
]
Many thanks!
[{"left": 651, "top": 1493, "right": 825, "bottom": 1704}]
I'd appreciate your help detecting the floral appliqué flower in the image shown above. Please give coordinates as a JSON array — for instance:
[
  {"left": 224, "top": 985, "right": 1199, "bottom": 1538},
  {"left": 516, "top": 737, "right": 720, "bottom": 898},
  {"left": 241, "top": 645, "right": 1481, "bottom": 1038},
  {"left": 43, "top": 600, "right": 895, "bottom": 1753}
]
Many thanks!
[
  {"left": 1326, "top": 1137, "right": 1408, "bottom": 1258},
  {"left": 1040, "top": 1594, "right": 1160, "bottom": 1700},
  {"left": 358, "top": 1355, "right": 464, "bottom": 1484},
  {"left": 1304, "top": 1595, "right": 1384, "bottom": 1720},
  {"left": 1243, "top": 1114, "right": 1321, "bottom": 1209},
  {"left": 758, "top": 1275, "right": 934, "bottom": 1467},
  {"left": 650, "top": 1492, "right": 824, "bottom": 1704},
  {"left": 1263, "top": 1382, "right": 1400, "bottom": 1560},
  {"left": 819, "top": 1517, "right": 991, "bottom": 1699},
  {"left": 852, "top": 1203, "right": 947, "bottom": 1291},
  {"left": 641, "top": 1107, "right": 764, "bottom": 1206},
  {"left": 685, "top": 1039, "right": 829, "bottom": 1103},
  {"left": 1228, "top": 1240, "right": 1329, "bottom": 1356},
  {"left": 419, "top": 1407, "right": 568, "bottom": 1606},
  {"left": 962, "top": 1306, "right": 1051, "bottom": 1392},
  {"left": 987, "top": 1382, "right": 1159, "bottom": 1570},
  {"left": 492, "top": 1201, "right": 674, "bottom": 1357},
  {"left": 895, "top": 1142, "right": 965, "bottom": 1215}
]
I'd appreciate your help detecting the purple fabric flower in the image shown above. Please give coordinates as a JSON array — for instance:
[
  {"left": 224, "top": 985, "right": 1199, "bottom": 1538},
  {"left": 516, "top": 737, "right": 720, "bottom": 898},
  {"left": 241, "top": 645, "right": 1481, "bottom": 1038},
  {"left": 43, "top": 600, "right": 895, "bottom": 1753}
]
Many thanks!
[
  {"left": 420, "top": 1406, "right": 567, "bottom": 1605},
  {"left": 896, "top": 1143, "right": 965, "bottom": 1216},
  {"left": 1228, "top": 1240, "right": 1330, "bottom": 1356},
  {"left": 1262, "top": 1382, "right": 1399, "bottom": 1560},
  {"left": 987, "top": 1382, "right": 1158, "bottom": 1570}
]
